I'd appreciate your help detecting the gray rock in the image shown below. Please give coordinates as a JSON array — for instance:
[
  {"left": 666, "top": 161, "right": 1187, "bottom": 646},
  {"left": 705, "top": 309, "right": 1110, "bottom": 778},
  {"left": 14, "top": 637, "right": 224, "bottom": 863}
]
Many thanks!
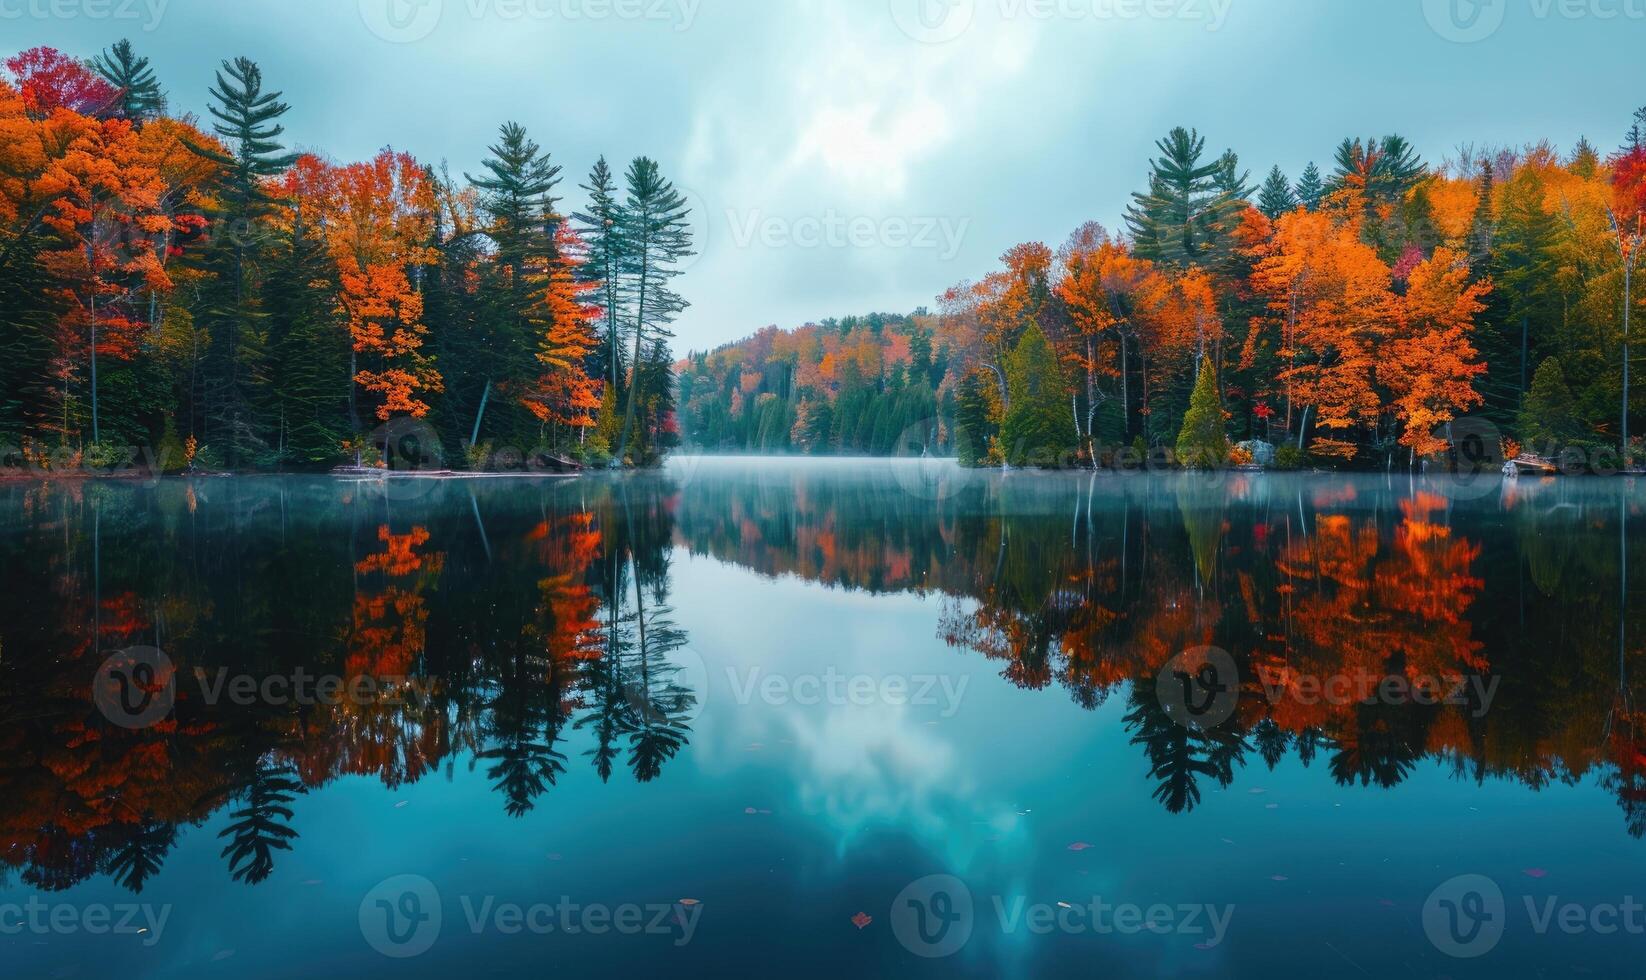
[{"left": 1236, "top": 440, "right": 1277, "bottom": 468}]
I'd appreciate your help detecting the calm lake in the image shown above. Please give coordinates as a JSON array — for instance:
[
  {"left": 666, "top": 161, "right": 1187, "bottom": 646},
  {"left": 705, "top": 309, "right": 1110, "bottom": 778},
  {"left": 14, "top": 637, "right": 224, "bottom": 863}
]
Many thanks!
[{"left": 2, "top": 459, "right": 1643, "bottom": 977}]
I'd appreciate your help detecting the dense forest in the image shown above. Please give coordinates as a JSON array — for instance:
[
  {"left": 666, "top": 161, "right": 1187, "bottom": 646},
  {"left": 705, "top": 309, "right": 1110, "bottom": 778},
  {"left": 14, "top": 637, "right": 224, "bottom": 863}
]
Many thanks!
[
  {"left": 681, "top": 118, "right": 1646, "bottom": 471},
  {"left": 0, "top": 42, "right": 692, "bottom": 472}
]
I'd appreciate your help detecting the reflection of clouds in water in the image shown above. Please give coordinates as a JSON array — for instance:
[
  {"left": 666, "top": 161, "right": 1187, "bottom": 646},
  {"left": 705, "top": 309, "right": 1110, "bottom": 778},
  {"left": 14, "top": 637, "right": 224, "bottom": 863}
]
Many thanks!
[
  {"left": 785, "top": 702, "right": 1027, "bottom": 871},
  {"left": 670, "top": 548, "right": 1033, "bottom": 869}
]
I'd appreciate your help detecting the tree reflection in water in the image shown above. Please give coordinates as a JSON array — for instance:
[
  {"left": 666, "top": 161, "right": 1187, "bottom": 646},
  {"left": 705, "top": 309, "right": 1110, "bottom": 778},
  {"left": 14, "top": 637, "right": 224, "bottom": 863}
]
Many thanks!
[{"left": 0, "top": 463, "right": 1640, "bottom": 893}]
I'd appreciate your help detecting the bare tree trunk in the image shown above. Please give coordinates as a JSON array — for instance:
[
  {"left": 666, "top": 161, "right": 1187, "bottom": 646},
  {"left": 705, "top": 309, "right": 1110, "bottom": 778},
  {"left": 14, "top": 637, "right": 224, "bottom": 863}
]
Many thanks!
[{"left": 89, "top": 291, "right": 99, "bottom": 444}]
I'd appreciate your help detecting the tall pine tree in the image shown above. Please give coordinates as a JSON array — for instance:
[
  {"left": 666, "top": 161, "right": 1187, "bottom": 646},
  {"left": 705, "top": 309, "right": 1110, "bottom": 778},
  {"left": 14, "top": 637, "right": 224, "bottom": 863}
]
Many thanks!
[
  {"left": 185, "top": 57, "right": 299, "bottom": 466},
  {"left": 464, "top": 122, "right": 562, "bottom": 447},
  {"left": 91, "top": 40, "right": 165, "bottom": 123},
  {"left": 615, "top": 157, "right": 692, "bottom": 465}
]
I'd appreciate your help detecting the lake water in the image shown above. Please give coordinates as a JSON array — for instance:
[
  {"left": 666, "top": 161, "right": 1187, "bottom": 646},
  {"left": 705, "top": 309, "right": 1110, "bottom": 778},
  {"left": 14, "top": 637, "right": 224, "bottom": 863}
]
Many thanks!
[{"left": 1, "top": 459, "right": 1643, "bottom": 977}]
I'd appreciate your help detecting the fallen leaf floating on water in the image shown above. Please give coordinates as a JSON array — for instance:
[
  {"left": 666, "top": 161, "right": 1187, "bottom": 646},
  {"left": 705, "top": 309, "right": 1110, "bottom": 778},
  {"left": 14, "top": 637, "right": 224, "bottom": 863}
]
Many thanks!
[
  {"left": 851, "top": 912, "right": 873, "bottom": 930},
  {"left": 678, "top": 899, "right": 701, "bottom": 907},
  {"left": 1067, "top": 842, "right": 1094, "bottom": 851}
]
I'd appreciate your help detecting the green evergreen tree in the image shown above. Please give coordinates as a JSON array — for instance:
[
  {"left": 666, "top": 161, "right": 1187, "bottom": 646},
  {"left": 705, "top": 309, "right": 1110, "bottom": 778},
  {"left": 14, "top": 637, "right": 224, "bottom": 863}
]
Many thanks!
[
  {"left": 91, "top": 39, "right": 166, "bottom": 123},
  {"left": 1257, "top": 165, "right": 1297, "bottom": 220},
  {"left": 1327, "top": 135, "right": 1426, "bottom": 201},
  {"left": 954, "top": 373, "right": 992, "bottom": 466},
  {"left": 1518, "top": 357, "right": 1582, "bottom": 451},
  {"left": 186, "top": 57, "right": 300, "bottom": 467},
  {"left": 1294, "top": 162, "right": 1325, "bottom": 210},
  {"left": 1000, "top": 324, "right": 1076, "bottom": 467},
  {"left": 1570, "top": 137, "right": 1600, "bottom": 177},
  {"left": 1487, "top": 165, "right": 1562, "bottom": 415},
  {"left": 575, "top": 157, "right": 629, "bottom": 394},
  {"left": 263, "top": 205, "right": 347, "bottom": 465},
  {"left": 464, "top": 122, "right": 563, "bottom": 446},
  {"left": 1175, "top": 362, "right": 1228, "bottom": 469},
  {"left": 615, "top": 158, "right": 692, "bottom": 464},
  {"left": 1125, "top": 127, "right": 1250, "bottom": 267}
]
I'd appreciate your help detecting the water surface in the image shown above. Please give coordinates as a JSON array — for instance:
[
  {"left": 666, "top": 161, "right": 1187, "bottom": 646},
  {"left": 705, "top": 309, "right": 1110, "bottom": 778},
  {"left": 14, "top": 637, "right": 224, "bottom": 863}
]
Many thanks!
[{"left": 1, "top": 459, "right": 1643, "bottom": 977}]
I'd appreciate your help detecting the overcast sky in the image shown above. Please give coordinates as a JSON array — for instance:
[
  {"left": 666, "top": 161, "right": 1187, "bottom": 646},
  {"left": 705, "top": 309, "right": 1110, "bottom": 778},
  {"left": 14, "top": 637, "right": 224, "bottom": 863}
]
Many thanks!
[{"left": 19, "top": 0, "right": 1646, "bottom": 354}]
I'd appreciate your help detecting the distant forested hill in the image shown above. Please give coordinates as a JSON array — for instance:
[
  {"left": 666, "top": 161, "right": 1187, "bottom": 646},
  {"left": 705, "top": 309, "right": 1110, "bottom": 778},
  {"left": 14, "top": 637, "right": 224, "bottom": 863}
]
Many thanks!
[{"left": 676, "top": 313, "right": 961, "bottom": 456}]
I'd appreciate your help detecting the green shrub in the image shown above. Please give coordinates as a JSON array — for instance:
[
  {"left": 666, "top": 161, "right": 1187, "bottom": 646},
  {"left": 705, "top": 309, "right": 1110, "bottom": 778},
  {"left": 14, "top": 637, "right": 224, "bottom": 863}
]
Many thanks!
[
  {"left": 1274, "top": 445, "right": 1306, "bottom": 471},
  {"left": 83, "top": 443, "right": 128, "bottom": 470}
]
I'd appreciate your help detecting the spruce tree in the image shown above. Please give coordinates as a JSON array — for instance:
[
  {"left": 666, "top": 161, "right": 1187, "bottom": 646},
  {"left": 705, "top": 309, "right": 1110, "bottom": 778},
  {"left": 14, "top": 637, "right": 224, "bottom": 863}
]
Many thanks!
[
  {"left": 575, "top": 158, "right": 629, "bottom": 394},
  {"left": 263, "top": 204, "right": 347, "bottom": 464},
  {"left": 1125, "top": 127, "right": 1250, "bottom": 267},
  {"left": 1257, "top": 165, "right": 1297, "bottom": 220},
  {"left": 1518, "top": 358, "right": 1582, "bottom": 452},
  {"left": 91, "top": 40, "right": 165, "bottom": 123},
  {"left": 615, "top": 157, "right": 692, "bottom": 464},
  {"left": 1327, "top": 135, "right": 1426, "bottom": 202},
  {"left": 1489, "top": 166, "right": 1561, "bottom": 412},
  {"left": 1294, "top": 162, "right": 1325, "bottom": 211},
  {"left": 464, "top": 122, "right": 563, "bottom": 446},
  {"left": 186, "top": 57, "right": 299, "bottom": 467},
  {"left": 1000, "top": 324, "right": 1076, "bottom": 467},
  {"left": 1175, "top": 363, "right": 1228, "bottom": 469}
]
